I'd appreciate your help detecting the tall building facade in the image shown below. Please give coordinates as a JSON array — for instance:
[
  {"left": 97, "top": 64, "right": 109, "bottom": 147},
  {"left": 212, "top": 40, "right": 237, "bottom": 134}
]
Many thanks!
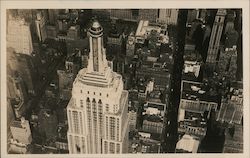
[
  {"left": 35, "top": 11, "right": 47, "bottom": 42},
  {"left": 206, "top": 9, "right": 226, "bottom": 65},
  {"left": 67, "top": 20, "right": 129, "bottom": 154}
]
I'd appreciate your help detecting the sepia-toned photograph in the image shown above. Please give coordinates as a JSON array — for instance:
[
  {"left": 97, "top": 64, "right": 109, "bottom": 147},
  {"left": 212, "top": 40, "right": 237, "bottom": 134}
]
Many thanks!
[{"left": 1, "top": 1, "right": 249, "bottom": 157}]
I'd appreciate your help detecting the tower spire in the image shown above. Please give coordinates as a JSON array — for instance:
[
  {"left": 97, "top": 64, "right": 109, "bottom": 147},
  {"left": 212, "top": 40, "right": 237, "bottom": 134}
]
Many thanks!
[{"left": 87, "top": 20, "right": 108, "bottom": 73}]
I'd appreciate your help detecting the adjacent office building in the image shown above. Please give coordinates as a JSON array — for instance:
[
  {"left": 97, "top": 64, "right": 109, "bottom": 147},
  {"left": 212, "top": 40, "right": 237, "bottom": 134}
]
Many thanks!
[
  {"left": 206, "top": 9, "right": 226, "bottom": 65},
  {"left": 67, "top": 20, "right": 129, "bottom": 154}
]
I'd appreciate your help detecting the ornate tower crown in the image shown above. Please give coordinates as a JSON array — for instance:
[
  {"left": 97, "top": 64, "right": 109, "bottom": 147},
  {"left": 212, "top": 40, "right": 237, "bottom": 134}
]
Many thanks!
[
  {"left": 87, "top": 20, "right": 108, "bottom": 74},
  {"left": 88, "top": 20, "right": 103, "bottom": 37}
]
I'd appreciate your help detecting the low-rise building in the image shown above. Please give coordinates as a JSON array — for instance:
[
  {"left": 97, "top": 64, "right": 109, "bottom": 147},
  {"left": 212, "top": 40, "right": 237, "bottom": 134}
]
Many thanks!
[
  {"left": 57, "top": 70, "right": 74, "bottom": 100},
  {"left": 176, "top": 134, "right": 200, "bottom": 153},
  {"left": 46, "top": 25, "right": 58, "bottom": 39},
  {"left": 217, "top": 82, "right": 243, "bottom": 124},
  {"left": 67, "top": 25, "right": 80, "bottom": 40},
  {"left": 142, "top": 101, "right": 166, "bottom": 134},
  {"left": 10, "top": 117, "right": 32, "bottom": 145},
  {"left": 178, "top": 80, "right": 218, "bottom": 137},
  {"left": 128, "top": 108, "right": 137, "bottom": 131},
  {"left": 182, "top": 51, "right": 203, "bottom": 82},
  {"left": 126, "top": 33, "right": 136, "bottom": 57},
  {"left": 223, "top": 124, "right": 243, "bottom": 153}
]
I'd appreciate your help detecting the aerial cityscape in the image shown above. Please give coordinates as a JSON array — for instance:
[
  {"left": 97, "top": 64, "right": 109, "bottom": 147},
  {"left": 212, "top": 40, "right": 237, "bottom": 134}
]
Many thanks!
[{"left": 6, "top": 9, "right": 243, "bottom": 154}]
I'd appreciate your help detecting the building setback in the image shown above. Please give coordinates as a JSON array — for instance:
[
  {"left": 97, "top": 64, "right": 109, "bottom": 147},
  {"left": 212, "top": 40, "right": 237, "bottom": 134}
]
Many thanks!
[{"left": 67, "top": 20, "right": 129, "bottom": 154}]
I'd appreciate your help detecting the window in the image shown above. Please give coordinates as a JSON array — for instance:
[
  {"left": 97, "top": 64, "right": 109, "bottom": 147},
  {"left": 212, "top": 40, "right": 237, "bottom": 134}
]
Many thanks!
[
  {"left": 106, "top": 117, "right": 109, "bottom": 139},
  {"left": 110, "top": 117, "right": 115, "bottom": 140},
  {"left": 79, "top": 112, "right": 83, "bottom": 134},
  {"left": 94, "top": 92, "right": 95, "bottom": 95},
  {"left": 92, "top": 99, "right": 97, "bottom": 126},
  {"left": 98, "top": 100, "right": 103, "bottom": 136},
  {"left": 218, "top": 17, "right": 221, "bottom": 23},
  {"left": 109, "top": 142, "right": 115, "bottom": 153},
  {"left": 166, "top": 9, "right": 171, "bottom": 17},
  {"left": 72, "top": 111, "right": 79, "bottom": 134},
  {"left": 106, "top": 104, "right": 109, "bottom": 112},
  {"left": 69, "top": 110, "right": 72, "bottom": 132},
  {"left": 80, "top": 100, "right": 83, "bottom": 108},
  {"left": 116, "top": 143, "right": 120, "bottom": 153},
  {"left": 107, "top": 94, "right": 109, "bottom": 97},
  {"left": 80, "top": 90, "right": 82, "bottom": 93},
  {"left": 86, "top": 98, "right": 92, "bottom": 131},
  {"left": 76, "top": 144, "right": 80, "bottom": 153},
  {"left": 104, "top": 141, "right": 108, "bottom": 154},
  {"left": 87, "top": 91, "right": 89, "bottom": 94},
  {"left": 100, "top": 93, "right": 102, "bottom": 96},
  {"left": 117, "top": 118, "right": 120, "bottom": 140},
  {"left": 81, "top": 137, "right": 85, "bottom": 153}
]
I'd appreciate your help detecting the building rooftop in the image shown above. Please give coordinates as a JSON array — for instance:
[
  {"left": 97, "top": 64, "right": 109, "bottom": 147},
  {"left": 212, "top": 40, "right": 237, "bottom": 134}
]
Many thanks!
[
  {"left": 143, "top": 114, "right": 162, "bottom": 123},
  {"left": 11, "top": 120, "right": 24, "bottom": 129},
  {"left": 11, "top": 118, "right": 28, "bottom": 129},
  {"left": 176, "top": 134, "right": 200, "bottom": 153},
  {"left": 135, "top": 20, "right": 169, "bottom": 44},
  {"left": 182, "top": 61, "right": 202, "bottom": 82},
  {"left": 181, "top": 80, "right": 218, "bottom": 103},
  {"left": 182, "top": 72, "right": 201, "bottom": 82},
  {"left": 144, "top": 101, "right": 165, "bottom": 111},
  {"left": 180, "top": 111, "right": 207, "bottom": 128},
  {"left": 142, "top": 101, "right": 166, "bottom": 122}
]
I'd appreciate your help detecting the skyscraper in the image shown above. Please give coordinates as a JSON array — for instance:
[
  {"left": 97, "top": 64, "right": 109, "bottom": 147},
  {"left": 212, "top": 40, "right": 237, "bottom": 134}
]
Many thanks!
[
  {"left": 35, "top": 11, "right": 47, "bottom": 42},
  {"left": 206, "top": 9, "right": 226, "bottom": 65},
  {"left": 67, "top": 20, "right": 129, "bottom": 154}
]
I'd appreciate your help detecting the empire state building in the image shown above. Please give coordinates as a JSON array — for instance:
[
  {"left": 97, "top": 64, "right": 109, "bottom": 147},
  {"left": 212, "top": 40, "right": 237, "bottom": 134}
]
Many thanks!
[{"left": 67, "top": 20, "right": 129, "bottom": 154}]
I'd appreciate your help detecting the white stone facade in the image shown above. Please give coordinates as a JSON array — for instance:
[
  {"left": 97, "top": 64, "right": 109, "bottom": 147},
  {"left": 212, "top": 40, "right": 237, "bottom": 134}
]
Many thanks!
[{"left": 67, "top": 20, "right": 129, "bottom": 154}]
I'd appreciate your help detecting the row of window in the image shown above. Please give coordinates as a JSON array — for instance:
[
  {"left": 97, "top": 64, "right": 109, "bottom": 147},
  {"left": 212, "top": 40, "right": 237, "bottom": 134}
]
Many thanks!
[
  {"left": 103, "top": 141, "right": 121, "bottom": 154},
  {"left": 80, "top": 90, "right": 109, "bottom": 97},
  {"left": 180, "top": 125, "right": 205, "bottom": 135}
]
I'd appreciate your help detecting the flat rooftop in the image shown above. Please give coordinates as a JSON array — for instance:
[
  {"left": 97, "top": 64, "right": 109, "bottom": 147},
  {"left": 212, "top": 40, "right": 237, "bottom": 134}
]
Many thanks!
[{"left": 181, "top": 81, "right": 218, "bottom": 103}]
